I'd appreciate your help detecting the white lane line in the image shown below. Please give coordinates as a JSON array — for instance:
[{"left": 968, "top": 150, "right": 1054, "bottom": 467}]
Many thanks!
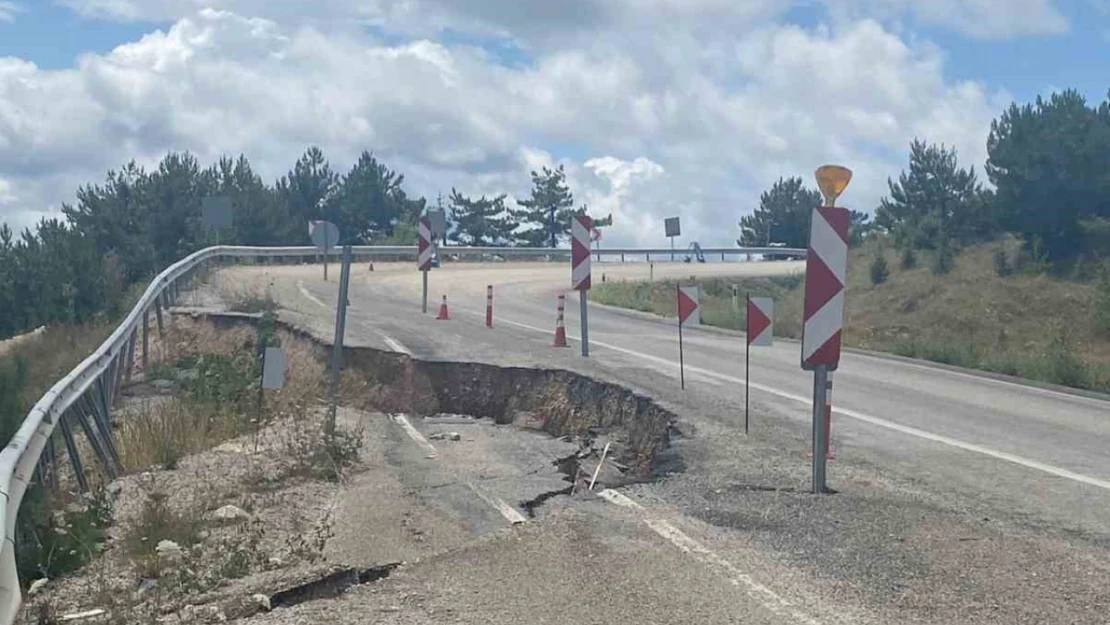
[
  {"left": 390, "top": 414, "right": 437, "bottom": 458},
  {"left": 296, "top": 280, "right": 327, "bottom": 309},
  {"left": 376, "top": 331, "right": 412, "bottom": 356},
  {"left": 469, "top": 311, "right": 1110, "bottom": 492},
  {"left": 596, "top": 490, "right": 820, "bottom": 625},
  {"left": 597, "top": 488, "right": 643, "bottom": 509},
  {"left": 467, "top": 482, "right": 528, "bottom": 525}
]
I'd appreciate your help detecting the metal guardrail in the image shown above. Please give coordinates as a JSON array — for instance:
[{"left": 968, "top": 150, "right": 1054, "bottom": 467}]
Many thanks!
[{"left": 0, "top": 243, "right": 806, "bottom": 622}]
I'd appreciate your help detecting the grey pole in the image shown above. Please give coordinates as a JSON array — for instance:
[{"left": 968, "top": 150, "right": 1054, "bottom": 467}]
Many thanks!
[
  {"left": 579, "top": 291, "right": 590, "bottom": 358},
  {"left": 155, "top": 298, "right": 164, "bottom": 336},
  {"left": 422, "top": 270, "right": 429, "bottom": 314},
  {"left": 325, "top": 245, "right": 352, "bottom": 439},
  {"left": 812, "top": 365, "right": 829, "bottom": 494}
]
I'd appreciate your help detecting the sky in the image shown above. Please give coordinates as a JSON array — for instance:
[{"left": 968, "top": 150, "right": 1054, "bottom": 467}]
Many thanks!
[{"left": 0, "top": 0, "right": 1107, "bottom": 247}]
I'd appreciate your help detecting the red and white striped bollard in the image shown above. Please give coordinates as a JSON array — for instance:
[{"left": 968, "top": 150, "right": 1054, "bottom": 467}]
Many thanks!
[{"left": 486, "top": 285, "right": 493, "bottom": 328}]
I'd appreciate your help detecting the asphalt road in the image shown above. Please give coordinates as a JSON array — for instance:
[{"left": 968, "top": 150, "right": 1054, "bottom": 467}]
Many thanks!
[{"left": 212, "top": 260, "right": 1110, "bottom": 625}]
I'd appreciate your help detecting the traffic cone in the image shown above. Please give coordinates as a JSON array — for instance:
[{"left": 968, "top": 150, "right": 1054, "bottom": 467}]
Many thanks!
[
  {"left": 436, "top": 295, "right": 450, "bottom": 320},
  {"left": 553, "top": 295, "right": 568, "bottom": 347}
]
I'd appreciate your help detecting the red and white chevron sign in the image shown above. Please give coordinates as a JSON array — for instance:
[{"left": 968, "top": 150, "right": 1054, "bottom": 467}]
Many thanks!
[
  {"left": 678, "top": 285, "right": 700, "bottom": 325},
  {"left": 747, "top": 297, "right": 774, "bottom": 347},
  {"left": 417, "top": 216, "right": 433, "bottom": 271},
  {"left": 801, "top": 206, "right": 850, "bottom": 370},
  {"left": 571, "top": 215, "right": 593, "bottom": 291}
]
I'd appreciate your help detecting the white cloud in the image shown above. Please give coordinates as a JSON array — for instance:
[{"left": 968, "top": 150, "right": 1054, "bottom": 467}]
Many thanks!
[
  {"left": 0, "top": 2, "right": 22, "bottom": 23},
  {"left": 0, "top": 5, "right": 1009, "bottom": 247}
]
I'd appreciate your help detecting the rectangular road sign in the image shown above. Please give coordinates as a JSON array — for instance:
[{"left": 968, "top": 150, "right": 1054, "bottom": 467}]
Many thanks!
[
  {"left": 571, "top": 215, "right": 592, "bottom": 291},
  {"left": 262, "top": 347, "right": 285, "bottom": 389},
  {"left": 678, "top": 284, "right": 700, "bottom": 325},
  {"left": 801, "top": 206, "right": 850, "bottom": 371},
  {"left": 428, "top": 209, "right": 447, "bottom": 241},
  {"left": 201, "top": 196, "right": 233, "bottom": 229},
  {"left": 665, "top": 217, "right": 681, "bottom": 238}
]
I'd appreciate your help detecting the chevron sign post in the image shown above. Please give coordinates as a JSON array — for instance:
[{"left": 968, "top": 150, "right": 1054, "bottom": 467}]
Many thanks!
[
  {"left": 676, "top": 284, "right": 700, "bottom": 390},
  {"left": 418, "top": 216, "right": 433, "bottom": 314},
  {"left": 745, "top": 296, "right": 774, "bottom": 434},
  {"left": 571, "top": 215, "right": 593, "bottom": 357},
  {"left": 804, "top": 165, "right": 852, "bottom": 494}
]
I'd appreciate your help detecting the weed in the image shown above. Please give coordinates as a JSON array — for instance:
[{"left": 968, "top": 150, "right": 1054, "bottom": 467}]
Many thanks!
[
  {"left": 993, "top": 247, "right": 1011, "bottom": 277},
  {"left": 900, "top": 246, "right": 917, "bottom": 270},
  {"left": 285, "top": 508, "right": 334, "bottom": 565},
  {"left": 1095, "top": 265, "right": 1110, "bottom": 338},
  {"left": 15, "top": 485, "right": 113, "bottom": 583},
  {"left": 225, "top": 284, "right": 279, "bottom": 314},
  {"left": 124, "top": 487, "right": 201, "bottom": 579},
  {"left": 870, "top": 253, "right": 890, "bottom": 285}
]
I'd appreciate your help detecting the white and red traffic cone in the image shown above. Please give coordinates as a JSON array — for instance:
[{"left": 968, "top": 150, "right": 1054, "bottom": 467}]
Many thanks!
[
  {"left": 436, "top": 294, "right": 450, "bottom": 320},
  {"left": 553, "top": 294, "right": 568, "bottom": 347},
  {"left": 486, "top": 285, "right": 493, "bottom": 328}
]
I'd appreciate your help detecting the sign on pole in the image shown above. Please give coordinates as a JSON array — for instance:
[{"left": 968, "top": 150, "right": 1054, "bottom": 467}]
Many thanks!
[
  {"left": 745, "top": 295, "right": 774, "bottom": 434},
  {"left": 418, "top": 216, "right": 433, "bottom": 314},
  {"left": 571, "top": 215, "right": 593, "bottom": 357},
  {"left": 201, "top": 196, "right": 233, "bottom": 230},
  {"left": 309, "top": 220, "right": 340, "bottom": 281},
  {"left": 428, "top": 209, "right": 447, "bottom": 245},
  {"left": 747, "top": 298, "right": 774, "bottom": 347},
  {"left": 805, "top": 164, "right": 853, "bottom": 495},
  {"left": 665, "top": 217, "right": 681, "bottom": 262},
  {"left": 262, "top": 347, "right": 286, "bottom": 389},
  {"left": 676, "top": 284, "right": 700, "bottom": 390}
]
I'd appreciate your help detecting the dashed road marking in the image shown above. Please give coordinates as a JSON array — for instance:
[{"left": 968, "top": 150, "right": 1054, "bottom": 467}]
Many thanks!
[
  {"left": 597, "top": 490, "right": 821, "bottom": 625},
  {"left": 377, "top": 331, "right": 412, "bottom": 356},
  {"left": 296, "top": 280, "right": 327, "bottom": 309},
  {"left": 475, "top": 311, "right": 1110, "bottom": 492},
  {"left": 390, "top": 413, "right": 437, "bottom": 459},
  {"left": 467, "top": 482, "right": 528, "bottom": 525}
]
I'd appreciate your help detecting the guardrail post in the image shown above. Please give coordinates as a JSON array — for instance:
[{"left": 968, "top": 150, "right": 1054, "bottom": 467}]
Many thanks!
[
  {"left": 112, "top": 344, "right": 128, "bottom": 402},
  {"left": 125, "top": 328, "right": 137, "bottom": 385},
  {"left": 58, "top": 414, "right": 88, "bottom": 493},
  {"left": 71, "top": 402, "right": 117, "bottom": 481},
  {"left": 143, "top": 310, "right": 150, "bottom": 370},
  {"left": 155, "top": 297, "right": 164, "bottom": 336},
  {"left": 89, "top": 382, "right": 121, "bottom": 468}
]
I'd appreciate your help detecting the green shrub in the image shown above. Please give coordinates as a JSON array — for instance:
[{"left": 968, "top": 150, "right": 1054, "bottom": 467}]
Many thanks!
[
  {"left": 932, "top": 242, "right": 955, "bottom": 275},
  {"left": 993, "top": 247, "right": 1011, "bottom": 277},
  {"left": 16, "top": 485, "right": 113, "bottom": 583},
  {"left": 870, "top": 253, "right": 890, "bottom": 285},
  {"left": 900, "top": 246, "right": 917, "bottom": 270}
]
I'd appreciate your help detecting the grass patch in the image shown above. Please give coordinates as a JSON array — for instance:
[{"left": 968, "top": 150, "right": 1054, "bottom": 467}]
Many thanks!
[{"left": 15, "top": 485, "right": 113, "bottom": 583}]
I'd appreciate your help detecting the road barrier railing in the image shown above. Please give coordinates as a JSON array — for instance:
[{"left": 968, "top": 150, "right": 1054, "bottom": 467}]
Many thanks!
[{"left": 0, "top": 243, "right": 805, "bottom": 623}]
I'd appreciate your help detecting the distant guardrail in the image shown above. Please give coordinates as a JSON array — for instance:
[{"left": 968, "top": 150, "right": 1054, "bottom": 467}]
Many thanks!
[{"left": 0, "top": 242, "right": 806, "bottom": 622}]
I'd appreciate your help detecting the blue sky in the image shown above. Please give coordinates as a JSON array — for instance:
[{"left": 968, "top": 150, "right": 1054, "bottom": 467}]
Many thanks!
[
  {"left": 2, "top": 1, "right": 1105, "bottom": 106},
  {"left": 0, "top": 1, "right": 1107, "bottom": 245}
]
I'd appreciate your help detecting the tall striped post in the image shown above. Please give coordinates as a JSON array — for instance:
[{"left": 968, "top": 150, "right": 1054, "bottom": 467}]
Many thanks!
[{"left": 553, "top": 295, "right": 568, "bottom": 347}]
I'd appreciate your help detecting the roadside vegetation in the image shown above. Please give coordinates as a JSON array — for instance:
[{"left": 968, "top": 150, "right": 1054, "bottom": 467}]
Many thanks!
[{"left": 595, "top": 237, "right": 1110, "bottom": 393}]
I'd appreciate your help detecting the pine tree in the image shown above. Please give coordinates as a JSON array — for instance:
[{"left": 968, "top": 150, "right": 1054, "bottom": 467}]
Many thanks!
[
  {"left": 448, "top": 189, "right": 518, "bottom": 246},
  {"left": 512, "top": 165, "right": 576, "bottom": 247}
]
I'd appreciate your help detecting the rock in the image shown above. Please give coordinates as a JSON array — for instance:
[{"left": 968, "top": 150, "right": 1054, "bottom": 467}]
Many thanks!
[
  {"left": 151, "top": 379, "right": 177, "bottom": 393},
  {"left": 28, "top": 578, "right": 48, "bottom": 595},
  {"left": 136, "top": 577, "right": 157, "bottom": 597},
  {"left": 155, "top": 540, "right": 182, "bottom": 561},
  {"left": 267, "top": 556, "right": 285, "bottom": 569},
  {"left": 252, "top": 594, "right": 272, "bottom": 612},
  {"left": 214, "top": 441, "right": 247, "bottom": 454},
  {"left": 428, "top": 432, "right": 461, "bottom": 441},
  {"left": 208, "top": 505, "right": 250, "bottom": 524}
]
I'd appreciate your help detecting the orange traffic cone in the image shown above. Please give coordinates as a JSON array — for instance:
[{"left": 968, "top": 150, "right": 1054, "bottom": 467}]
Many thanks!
[
  {"left": 553, "top": 295, "right": 568, "bottom": 347},
  {"left": 436, "top": 295, "right": 450, "bottom": 320}
]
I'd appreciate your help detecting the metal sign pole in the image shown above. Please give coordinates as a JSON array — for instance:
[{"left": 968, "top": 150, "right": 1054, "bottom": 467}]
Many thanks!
[
  {"left": 422, "top": 270, "right": 429, "bottom": 314},
  {"left": 678, "top": 284, "right": 685, "bottom": 390},
  {"left": 812, "top": 365, "right": 829, "bottom": 494},
  {"left": 670, "top": 236, "right": 675, "bottom": 262},
  {"left": 325, "top": 245, "right": 352, "bottom": 439},
  {"left": 580, "top": 292, "right": 589, "bottom": 357},
  {"left": 745, "top": 292, "right": 750, "bottom": 435}
]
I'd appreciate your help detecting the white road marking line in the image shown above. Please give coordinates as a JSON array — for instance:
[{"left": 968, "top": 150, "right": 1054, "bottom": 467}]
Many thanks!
[
  {"left": 596, "top": 489, "right": 820, "bottom": 624},
  {"left": 467, "top": 311, "right": 1110, "bottom": 492},
  {"left": 376, "top": 331, "right": 412, "bottom": 355},
  {"left": 643, "top": 519, "right": 822, "bottom": 625},
  {"left": 390, "top": 414, "right": 437, "bottom": 458},
  {"left": 467, "top": 482, "right": 528, "bottom": 525},
  {"left": 596, "top": 488, "right": 643, "bottom": 509},
  {"left": 296, "top": 280, "right": 327, "bottom": 309}
]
